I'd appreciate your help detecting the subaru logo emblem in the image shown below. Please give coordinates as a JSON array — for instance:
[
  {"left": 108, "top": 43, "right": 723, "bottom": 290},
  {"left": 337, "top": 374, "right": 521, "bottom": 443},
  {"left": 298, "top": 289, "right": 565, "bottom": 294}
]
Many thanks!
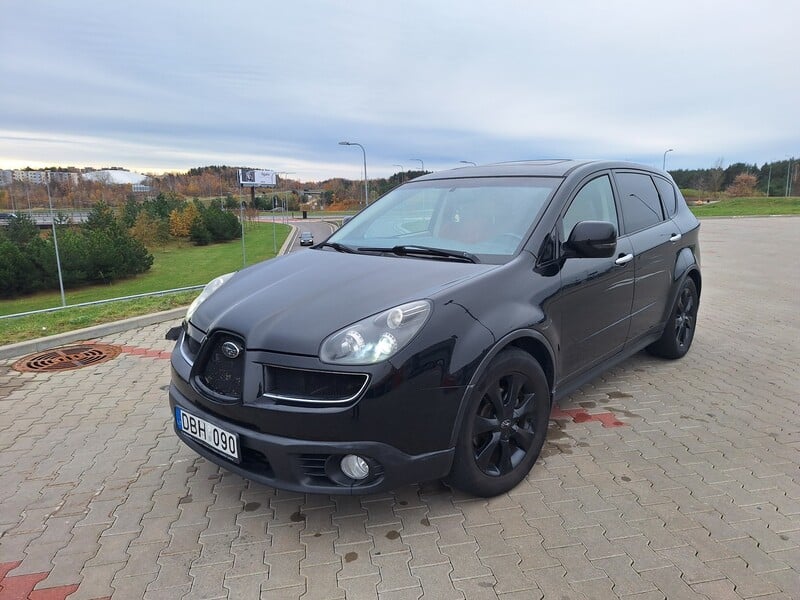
[{"left": 221, "top": 341, "right": 241, "bottom": 359}]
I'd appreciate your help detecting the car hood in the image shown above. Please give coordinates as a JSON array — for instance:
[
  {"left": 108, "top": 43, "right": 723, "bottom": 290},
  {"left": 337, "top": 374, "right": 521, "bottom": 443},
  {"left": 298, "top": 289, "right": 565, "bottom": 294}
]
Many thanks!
[{"left": 190, "top": 249, "right": 496, "bottom": 355}]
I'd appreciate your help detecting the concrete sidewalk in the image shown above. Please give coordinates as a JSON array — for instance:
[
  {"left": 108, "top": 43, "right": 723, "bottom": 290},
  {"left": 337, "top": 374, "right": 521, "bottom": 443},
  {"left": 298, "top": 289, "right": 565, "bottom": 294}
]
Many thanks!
[{"left": 1, "top": 217, "right": 798, "bottom": 599}]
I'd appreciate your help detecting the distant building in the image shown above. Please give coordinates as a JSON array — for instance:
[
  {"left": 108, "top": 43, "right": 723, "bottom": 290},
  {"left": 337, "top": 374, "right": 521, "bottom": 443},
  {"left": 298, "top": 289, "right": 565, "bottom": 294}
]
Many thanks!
[
  {"left": 132, "top": 184, "right": 152, "bottom": 193},
  {"left": 9, "top": 170, "right": 79, "bottom": 185},
  {"left": 0, "top": 170, "right": 12, "bottom": 186},
  {"left": 48, "top": 171, "right": 79, "bottom": 186},
  {"left": 12, "top": 170, "right": 48, "bottom": 184}
]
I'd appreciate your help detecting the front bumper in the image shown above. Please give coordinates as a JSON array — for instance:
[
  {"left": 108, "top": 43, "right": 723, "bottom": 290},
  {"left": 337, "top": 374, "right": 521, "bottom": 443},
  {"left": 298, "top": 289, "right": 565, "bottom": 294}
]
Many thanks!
[{"left": 169, "top": 383, "right": 455, "bottom": 494}]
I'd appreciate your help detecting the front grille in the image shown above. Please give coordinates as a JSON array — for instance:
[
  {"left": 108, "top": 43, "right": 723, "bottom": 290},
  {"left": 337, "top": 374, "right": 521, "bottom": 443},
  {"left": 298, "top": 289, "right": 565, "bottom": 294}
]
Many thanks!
[
  {"left": 299, "top": 454, "right": 329, "bottom": 481},
  {"left": 263, "top": 365, "right": 369, "bottom": 404},
  {"left": 198, "top": 333, "right": 245, "bottom": 400}
]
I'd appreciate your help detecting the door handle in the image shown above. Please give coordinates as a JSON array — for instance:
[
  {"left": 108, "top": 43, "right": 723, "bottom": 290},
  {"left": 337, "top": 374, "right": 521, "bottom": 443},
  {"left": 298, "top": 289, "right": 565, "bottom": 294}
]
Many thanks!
[
  {"left": 669, "top": 233, "right": 682, "bottom": 242},
  {"left": 615, "top": 253, "right": 634, "bottom": 266}
]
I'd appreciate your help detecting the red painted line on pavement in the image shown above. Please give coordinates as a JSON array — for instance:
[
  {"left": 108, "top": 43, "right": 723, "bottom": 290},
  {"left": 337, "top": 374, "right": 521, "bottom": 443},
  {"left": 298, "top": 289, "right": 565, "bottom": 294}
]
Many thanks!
[
  {"left": 0, "top": 571, "right": 48, "bottom": 600},
  {"left": 117, "top": 345, "right": 172, "bottom": 360},
  {"left": 83, "top": 340, "right": 172, "bottom": 361},
  {"left": 0, "top": 560, "right": 107, "bottom": 600},
  {"left": 551, "top": 405, "right": 625, "bottom": 428},
  {"left": 0, "top": 562, "right": 21, "bottom": 582},
  {"left": 28, "top": 584, "right": 80, "bottom": 600}
]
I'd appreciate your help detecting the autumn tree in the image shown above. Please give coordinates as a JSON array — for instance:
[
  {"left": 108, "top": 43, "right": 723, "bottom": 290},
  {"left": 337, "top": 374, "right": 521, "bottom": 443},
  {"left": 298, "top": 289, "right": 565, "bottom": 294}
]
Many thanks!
[
  {"left": 726, "top": 173, "right": 758, "bottom": 197},
  {"left": 169, "top": 203, "right": 201, "bottom": 237},
  {"left": 130, "top": 211, "right": 170, "bottom": 247}
]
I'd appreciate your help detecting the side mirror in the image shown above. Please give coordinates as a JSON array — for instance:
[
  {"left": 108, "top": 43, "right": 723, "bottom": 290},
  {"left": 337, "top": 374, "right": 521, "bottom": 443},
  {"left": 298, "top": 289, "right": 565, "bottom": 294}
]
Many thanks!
[{"left": 564, "top": 221, "right": 617, "bottom": 259}]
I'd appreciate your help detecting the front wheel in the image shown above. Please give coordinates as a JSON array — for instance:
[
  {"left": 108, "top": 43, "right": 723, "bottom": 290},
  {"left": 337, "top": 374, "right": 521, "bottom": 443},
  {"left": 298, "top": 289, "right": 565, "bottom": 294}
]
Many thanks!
[
  {"left": 448, "top": 349, "right": 550, "bottom": 497},
  {"left": 648, "top": 277, "right": 699, "bottom": 359}
]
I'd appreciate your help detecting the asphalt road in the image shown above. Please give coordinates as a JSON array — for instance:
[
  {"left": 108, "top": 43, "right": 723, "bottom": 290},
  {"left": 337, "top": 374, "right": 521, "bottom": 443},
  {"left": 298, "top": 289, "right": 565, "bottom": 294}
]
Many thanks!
[{"left": 284, "top": 218, "right": 337, "bottom": 253}]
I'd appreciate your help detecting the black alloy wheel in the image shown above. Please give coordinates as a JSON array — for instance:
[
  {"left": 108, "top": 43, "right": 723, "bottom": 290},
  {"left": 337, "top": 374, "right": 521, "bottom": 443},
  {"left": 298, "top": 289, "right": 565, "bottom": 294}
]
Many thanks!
[
  {"left": 648, "top": 277, "right": 699, "bottom": 359},
  {"left": 674, "top": 284, "right": 696, "bottom": 349},
  {"left": 448, "top": 348, "right": 550, "bottom": 497}
]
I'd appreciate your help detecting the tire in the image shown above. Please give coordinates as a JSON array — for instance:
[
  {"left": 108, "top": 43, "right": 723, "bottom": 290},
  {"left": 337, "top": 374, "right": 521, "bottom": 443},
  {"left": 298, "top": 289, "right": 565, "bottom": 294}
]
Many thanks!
[
  {"left": 647, "top": 277, "right": 699, "bottom": 359},
  {"left": 448, "top": 348, "right": 551, "bottom": 497}
]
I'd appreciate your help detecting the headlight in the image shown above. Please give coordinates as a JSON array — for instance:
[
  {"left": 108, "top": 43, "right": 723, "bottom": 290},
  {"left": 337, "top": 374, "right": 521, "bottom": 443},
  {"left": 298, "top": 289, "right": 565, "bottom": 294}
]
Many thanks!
[
  {"left": 185, "top": 272, "right": 235, "bottom": 322},
  {"left": 320, "top": 300, "right": 432, "bottom": 365}
]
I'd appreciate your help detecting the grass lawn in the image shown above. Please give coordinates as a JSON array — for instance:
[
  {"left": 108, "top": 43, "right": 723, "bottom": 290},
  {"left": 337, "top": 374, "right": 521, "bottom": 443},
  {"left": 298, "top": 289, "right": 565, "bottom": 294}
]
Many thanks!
[
  {"left": 0, "top": 222, "right": 290, "bottom": 345},
  {"left": 690, "top": 196, "right": 800, "bottom": 217}
]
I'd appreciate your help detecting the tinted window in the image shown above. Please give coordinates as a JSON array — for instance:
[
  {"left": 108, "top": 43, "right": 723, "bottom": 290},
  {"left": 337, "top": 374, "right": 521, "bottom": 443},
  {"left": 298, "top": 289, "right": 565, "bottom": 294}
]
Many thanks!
[
  {"left": 330, "top": 177, "right": 558, "bottom": 263},
  {"left": 653, "top": 176, "right": 678, "bottom": 217},
  {"left": 615, "top": 172, "right": 664, "bottom": 232},
  {"left": 561, "top": 175, "right": 618, "bottom": 239}
]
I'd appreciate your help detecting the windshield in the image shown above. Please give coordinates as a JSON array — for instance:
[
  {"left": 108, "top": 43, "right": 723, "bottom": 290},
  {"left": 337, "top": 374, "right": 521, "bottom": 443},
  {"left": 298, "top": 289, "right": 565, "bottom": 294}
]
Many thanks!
[{"left": 326, "top": 177, "right": 559, "bottom": 263}]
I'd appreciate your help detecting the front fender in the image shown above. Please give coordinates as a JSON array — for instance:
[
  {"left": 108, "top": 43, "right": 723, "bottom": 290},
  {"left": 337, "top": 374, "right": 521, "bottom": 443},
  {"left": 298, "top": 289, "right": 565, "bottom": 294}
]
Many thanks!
[{"left": 447, "top": 329, "right": 556, "bottom": 448}]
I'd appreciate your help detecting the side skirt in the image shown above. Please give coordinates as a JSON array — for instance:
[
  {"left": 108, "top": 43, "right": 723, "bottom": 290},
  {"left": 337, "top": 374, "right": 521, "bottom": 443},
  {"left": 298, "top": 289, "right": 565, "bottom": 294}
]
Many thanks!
[{"left": 552, "top": 332, "right": 661, "bottom": 402}]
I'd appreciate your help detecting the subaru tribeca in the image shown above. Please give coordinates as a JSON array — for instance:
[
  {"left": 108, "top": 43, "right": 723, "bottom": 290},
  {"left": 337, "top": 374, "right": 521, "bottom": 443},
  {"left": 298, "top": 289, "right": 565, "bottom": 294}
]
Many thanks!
[{"left": 168, "top": 160, "right": 701, "bottom": 497}]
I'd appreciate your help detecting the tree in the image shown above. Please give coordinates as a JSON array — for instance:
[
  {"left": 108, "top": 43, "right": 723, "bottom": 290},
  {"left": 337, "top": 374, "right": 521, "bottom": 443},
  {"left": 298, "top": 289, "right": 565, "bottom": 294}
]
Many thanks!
[
  {"left": 130, "top": 211, "right": 169, "bottom": 247},
  {"left": 198, "top": 202, "right": 240, "bottom": 243},
  {"left": 3, "top": 213, "right": 39, "bottom": 245},
  {"left": 726, "top": 173, "right": 758, "bottom": 197},
  {"left": 707, "top": 158, "right": 725, "bottom": 194},
  {"left": 189, "top": 218, "right": 212, "bottom": 245},
  {"left": 0, "top": 238, "right": 37, "bottom": 297},
  {"left": 84, "top": 200, "right": 118, "bottom": 232},
  {"left": 169, "top": 203, "right": 200, "bottom": 237},
  {"left": 122, "top": 195, "right": 141, "bottom": 228}
]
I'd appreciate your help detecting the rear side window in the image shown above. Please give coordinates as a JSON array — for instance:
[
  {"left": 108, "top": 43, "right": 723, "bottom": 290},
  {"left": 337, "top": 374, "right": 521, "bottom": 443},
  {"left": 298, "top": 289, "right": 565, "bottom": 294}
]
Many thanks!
[
  {"left": 653, "top": 176, "right": 678, "bottom": 217},
  {"left": 615, "top": 172, "right": 664, "bottom": 232}
]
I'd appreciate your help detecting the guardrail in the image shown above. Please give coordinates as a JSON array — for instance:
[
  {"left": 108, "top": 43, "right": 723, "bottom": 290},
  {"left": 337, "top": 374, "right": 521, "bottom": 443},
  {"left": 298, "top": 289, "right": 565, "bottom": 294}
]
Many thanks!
[{"left": 0, "top": 285, "right": 204, "bottom": 320}]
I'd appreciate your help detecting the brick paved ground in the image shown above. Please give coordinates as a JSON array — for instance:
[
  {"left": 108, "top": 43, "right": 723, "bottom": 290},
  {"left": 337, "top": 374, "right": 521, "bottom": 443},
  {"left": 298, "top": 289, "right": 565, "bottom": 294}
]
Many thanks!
[{"left": 1, "top": 217, "right": 798, "bottom": 599}]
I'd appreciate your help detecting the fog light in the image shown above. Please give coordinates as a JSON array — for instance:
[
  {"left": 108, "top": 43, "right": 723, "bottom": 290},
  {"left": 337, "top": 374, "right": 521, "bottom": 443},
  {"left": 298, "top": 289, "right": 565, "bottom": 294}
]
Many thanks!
[{"left": 340, "top": 454, "right": 370, "bottom": 480}]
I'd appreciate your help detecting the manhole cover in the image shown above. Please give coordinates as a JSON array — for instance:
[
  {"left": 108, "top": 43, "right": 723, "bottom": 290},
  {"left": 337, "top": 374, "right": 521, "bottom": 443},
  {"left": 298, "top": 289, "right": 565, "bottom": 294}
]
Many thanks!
[{"left": 13, "top": 343, "right": 122, "bottom": 373}]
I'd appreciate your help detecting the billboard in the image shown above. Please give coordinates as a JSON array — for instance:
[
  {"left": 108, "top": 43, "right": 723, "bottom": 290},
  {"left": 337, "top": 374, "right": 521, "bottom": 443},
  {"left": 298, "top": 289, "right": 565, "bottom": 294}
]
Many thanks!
[{"left": 238, "top": 169, "right": 277, "bottom": 187}]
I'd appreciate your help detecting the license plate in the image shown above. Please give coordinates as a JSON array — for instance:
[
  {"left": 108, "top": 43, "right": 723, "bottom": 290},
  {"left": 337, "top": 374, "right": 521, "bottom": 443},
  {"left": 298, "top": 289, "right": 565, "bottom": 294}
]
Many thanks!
[{"left": 176, "top": 407, "right": 240, "bottom": 461}]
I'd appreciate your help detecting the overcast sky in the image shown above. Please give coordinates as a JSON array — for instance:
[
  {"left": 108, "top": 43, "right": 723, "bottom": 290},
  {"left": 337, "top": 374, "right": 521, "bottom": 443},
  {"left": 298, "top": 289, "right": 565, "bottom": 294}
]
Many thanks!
[{"left": 1, "top": 1, "right": 797, "bottom": 181}]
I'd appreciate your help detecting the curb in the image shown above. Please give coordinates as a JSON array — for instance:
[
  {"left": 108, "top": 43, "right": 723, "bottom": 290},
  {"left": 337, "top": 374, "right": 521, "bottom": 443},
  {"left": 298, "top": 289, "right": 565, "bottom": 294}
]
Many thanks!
[{"left": 0, "top": 307, "right": 186, "bottom": 361}]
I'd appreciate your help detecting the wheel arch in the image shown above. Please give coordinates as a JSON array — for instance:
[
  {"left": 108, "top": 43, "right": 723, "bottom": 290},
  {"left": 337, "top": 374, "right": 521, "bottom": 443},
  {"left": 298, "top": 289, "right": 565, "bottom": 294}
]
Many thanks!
[
  {"left": 686, "top": 267, "right": 702, "bottom": 298},
  {"left": 675, "top": 247, "right": 701, "bottom": 295},
  {"left": 663, "top": 248, "right": 701, "bottom": 323},
  {"left": 448, "top": 330, "right": 557, "bottom": 448}
]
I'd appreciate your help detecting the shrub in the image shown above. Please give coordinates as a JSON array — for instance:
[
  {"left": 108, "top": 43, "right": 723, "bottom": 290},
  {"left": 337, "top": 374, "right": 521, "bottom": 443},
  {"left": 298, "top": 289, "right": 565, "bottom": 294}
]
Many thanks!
[
  {"left": 726, "top": 173, "right": 758, "bottom": 197},
  {"left": 189, "top": 218, "right": 213, "bottom": 245},
  {"left": 0, "top": 201, "right": 154, "bottom": 297}
]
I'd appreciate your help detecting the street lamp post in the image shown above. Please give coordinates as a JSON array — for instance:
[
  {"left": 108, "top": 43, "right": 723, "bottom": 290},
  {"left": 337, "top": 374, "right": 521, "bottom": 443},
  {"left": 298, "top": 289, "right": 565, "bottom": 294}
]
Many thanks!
[
  {"left": 277, "top": 172, "right": 295, "bottom": 222},
  {"left": 662, "top": 149, "right": 674, "bottom": 171},
  {"left": 339, "top": 142, "right": 369, "bottom": 207},
  {"left": 392, "top": 164, "right": 404, "bottom": 184},
  {"left": 459, "top": 160, "right": 477, "bottom": 166},
  {"left": 46, "top": 172, "right": 66, "bottom": 307},
  {"left": 766, "top": 164, "right": 772, "bottom": 197},
  {"left": 410, "top": 158, "right": 424, "bottom": 173},
  {"left": 240, "top": 201, "right": 247, "bottom": 267}
]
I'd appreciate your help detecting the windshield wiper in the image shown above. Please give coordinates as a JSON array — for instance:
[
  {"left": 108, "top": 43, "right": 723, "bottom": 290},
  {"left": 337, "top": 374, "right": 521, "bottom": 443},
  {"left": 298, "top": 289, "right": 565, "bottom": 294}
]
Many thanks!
[
  {"left": 316, "top": 241, "right": 357, "bottom": 253},
  {"left": 357, "top": 244, "right": 479, "bottom": 263}
]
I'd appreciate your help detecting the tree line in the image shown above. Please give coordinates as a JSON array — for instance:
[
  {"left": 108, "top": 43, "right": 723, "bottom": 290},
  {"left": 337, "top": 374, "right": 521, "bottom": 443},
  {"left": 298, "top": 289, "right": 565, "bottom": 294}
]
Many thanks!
[
  {"left": 0, "top": 194, "right": 241, "bottom": 298},
  {"left": 0, "top": 203, "right": 152, "bottom": 298},
  {"left": 670, "top": 158, "right": 797, "bottom": 196}
]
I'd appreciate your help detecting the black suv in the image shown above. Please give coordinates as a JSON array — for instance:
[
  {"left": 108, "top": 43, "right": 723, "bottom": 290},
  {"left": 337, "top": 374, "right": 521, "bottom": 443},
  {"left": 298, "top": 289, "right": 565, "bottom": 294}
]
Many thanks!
[{"left": 169, "top": 160, "right": 700, "bottom": 497}]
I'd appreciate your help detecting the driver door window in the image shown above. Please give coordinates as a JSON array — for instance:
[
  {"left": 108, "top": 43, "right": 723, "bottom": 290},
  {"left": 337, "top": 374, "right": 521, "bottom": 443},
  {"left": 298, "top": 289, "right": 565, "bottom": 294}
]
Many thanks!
[{"left": 561, "top": 175, "right": 618, "bottom": 240}]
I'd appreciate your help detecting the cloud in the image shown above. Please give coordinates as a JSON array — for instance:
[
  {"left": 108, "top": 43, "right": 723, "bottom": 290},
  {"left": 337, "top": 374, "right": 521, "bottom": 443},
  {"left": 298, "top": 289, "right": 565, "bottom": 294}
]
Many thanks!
[{"left": 1, "top": 0, "right": 798, "bottom": 179}]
